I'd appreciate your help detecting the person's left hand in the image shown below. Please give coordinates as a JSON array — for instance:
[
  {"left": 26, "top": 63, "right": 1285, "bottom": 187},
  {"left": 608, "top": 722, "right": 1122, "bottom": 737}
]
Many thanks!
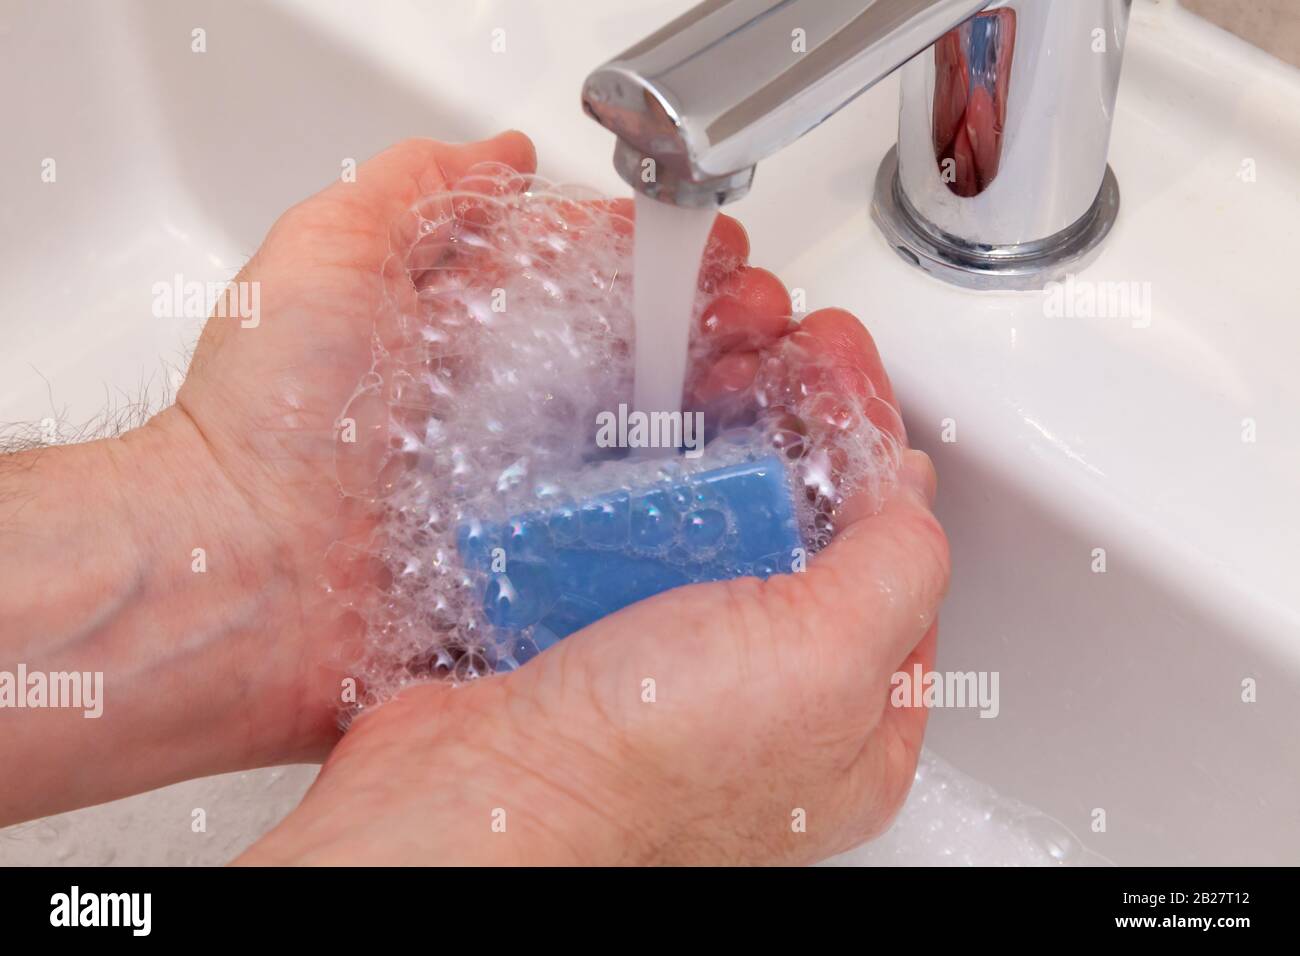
[{"left": 146, "top": 132, "right": 541, "bottom": 759}]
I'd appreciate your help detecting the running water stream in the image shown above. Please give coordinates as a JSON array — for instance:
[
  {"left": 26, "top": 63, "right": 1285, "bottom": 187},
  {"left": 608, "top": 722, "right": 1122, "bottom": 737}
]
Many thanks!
[{"left": 630, "top": 192, "right": 717, "bottom": 454}]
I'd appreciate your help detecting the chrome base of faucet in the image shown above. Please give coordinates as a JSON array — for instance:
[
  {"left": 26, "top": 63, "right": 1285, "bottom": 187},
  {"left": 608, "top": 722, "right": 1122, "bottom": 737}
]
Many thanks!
[{"left": 871, "top": 147, "right": 1121, "bottom": 292}]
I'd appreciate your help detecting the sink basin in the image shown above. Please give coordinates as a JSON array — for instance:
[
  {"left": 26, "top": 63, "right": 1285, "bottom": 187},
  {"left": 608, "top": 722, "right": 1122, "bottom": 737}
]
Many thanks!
[{"left": 2, "top": 0, "right": 1297, "bottom": 865}]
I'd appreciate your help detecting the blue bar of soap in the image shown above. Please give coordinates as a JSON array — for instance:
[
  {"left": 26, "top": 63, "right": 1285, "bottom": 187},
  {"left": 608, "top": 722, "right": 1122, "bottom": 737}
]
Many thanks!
[{"left": 456, "top": 454, "right": 803, "bottom": 670}]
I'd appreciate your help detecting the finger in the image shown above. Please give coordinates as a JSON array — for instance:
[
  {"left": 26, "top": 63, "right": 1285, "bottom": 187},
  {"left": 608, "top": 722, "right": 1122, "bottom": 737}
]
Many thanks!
[
  {"left": 693, "top": 350, "right": 760, "bottom": 406},
  {"left": 689, "top": 350, "right": 764, "bottom": 431},
  {"left": 772, "top": 307, "right": 908, "bottom": 524},
  {"left": 794, "top": 307, "right": 899, "bottom": 413},
  {"left": 313, "top": 131, "right": 537, "bottom": 276},
  {"left": 384, "top": 132, "right": 537, "bottom": 270},
  {"left": 799, "top": 458, "right": 949, "bottom": 680},
  {"left": 895, "top": 447, "right": 937, "bottom": 508},
  {"left": 834, "top": 431, "right": 934, "bottom": 526},
  {"left": 700, "top": 213, "right": 750, "bottom": 289},
  {"left": 698, "top": 266, "right": 793, "bottom": 352},
  {"left": 701, "top": 306, "right": 896, "bottom": 411},
  {"left": 359, "top": 133, "right": 536, "bottom": 340},
  {"left": 446, "top": 193, "right": 636, "bottom": 296},
  {"left": 360, "top": 131, "right": 537, "bottom": 222},
  {"left": 436, "top": 131, "right": 537, "bottom": 185}
]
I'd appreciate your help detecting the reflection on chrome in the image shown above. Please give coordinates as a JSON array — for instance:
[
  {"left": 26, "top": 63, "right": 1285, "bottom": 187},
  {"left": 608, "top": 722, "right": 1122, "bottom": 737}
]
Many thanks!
[{"left": 932, "top": 9, "right": 1017, "bottom": 198}]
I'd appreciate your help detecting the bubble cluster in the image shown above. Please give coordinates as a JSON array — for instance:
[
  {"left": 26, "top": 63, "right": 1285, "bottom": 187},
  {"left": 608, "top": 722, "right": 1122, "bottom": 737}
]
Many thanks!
[
  {"left": 328, "top": 162, "right": 901, "bottom": 716},
  {"left": 826, "top": 750, "right": 1113, "bottom": 867}
]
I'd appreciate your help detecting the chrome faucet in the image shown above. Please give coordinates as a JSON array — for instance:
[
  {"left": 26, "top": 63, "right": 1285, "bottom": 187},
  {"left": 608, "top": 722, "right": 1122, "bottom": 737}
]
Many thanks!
[{"left": 582, "top": 0, "right": 1132, "bottom": 289}]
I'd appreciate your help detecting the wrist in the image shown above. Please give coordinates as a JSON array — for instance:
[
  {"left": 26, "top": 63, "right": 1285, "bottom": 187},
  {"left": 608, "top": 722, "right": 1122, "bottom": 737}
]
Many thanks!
[
  {"left": 112, "top": 406, "right": 339, "bottom": 762},
  {"left": 0, "top": 408, "right": 330, "bottom": 824}
]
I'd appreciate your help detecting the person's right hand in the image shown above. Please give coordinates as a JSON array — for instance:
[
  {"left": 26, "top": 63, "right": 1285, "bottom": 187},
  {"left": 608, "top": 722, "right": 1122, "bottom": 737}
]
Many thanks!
[{"left": 241, "top": 275, "right": 950, "bottom": 864}]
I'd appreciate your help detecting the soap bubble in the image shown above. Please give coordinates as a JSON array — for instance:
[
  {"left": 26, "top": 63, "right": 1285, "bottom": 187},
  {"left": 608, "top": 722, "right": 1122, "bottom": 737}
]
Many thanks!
[
  {"left": 824, "top": 751, "right": 1113, "bottom": 867},
  {"left": 330, "top": 163, "right": 902, "bottom": 719}
]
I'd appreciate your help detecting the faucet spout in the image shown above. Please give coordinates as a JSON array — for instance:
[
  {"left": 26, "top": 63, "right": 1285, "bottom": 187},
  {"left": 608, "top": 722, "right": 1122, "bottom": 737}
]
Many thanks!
[{"left": 582, "top": 0, "right": 993, "bottom": 206}]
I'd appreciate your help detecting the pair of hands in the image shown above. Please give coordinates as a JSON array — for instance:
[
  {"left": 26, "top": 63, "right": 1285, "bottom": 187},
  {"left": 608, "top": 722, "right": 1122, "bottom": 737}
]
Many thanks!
[{"left": 8, "top": 132, "right": 948, "bottom": 864}]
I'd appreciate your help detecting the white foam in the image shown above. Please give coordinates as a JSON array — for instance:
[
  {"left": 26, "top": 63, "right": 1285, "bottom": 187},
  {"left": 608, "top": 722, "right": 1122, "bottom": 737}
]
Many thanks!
[{"left": 826, "top": 750, "right": 1112, "bottom": 867}]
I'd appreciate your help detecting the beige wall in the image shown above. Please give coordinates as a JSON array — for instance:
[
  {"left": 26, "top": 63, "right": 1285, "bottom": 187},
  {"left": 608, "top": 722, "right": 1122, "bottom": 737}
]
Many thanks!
[{"left": 1181, "top": 0, "right": 1300, "bottom": 66}]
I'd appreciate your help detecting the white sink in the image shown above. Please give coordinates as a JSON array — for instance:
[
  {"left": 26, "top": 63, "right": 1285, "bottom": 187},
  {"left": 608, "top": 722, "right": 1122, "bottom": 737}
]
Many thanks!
[{"left": 2, "top": 0, "right": 1297, "bottom": 865}]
